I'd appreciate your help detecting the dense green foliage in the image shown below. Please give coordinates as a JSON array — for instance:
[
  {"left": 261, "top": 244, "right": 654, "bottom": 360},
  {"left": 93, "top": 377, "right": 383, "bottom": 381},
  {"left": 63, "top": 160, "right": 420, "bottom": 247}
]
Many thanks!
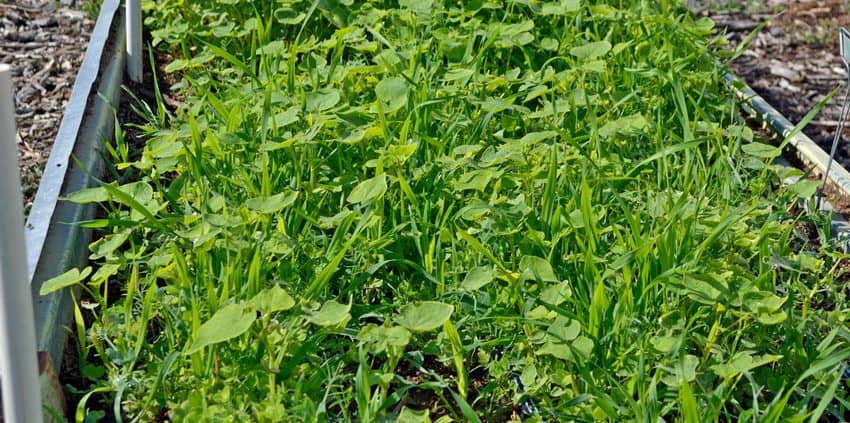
[{"left": 48, "top": 0, "right": 850, "bottom": 420}]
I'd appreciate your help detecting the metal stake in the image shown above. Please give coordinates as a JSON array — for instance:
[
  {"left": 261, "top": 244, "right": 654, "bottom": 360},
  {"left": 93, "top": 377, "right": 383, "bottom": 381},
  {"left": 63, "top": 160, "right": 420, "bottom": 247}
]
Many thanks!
[
  {"left": 0, "top": 64, "right": 44, "bottom": 422},
  {"left": 820, "top": 28, "right": 850, "bottom": 209},
  {"left": 126, "top": 0, "right": 142, "bottom": 82}
]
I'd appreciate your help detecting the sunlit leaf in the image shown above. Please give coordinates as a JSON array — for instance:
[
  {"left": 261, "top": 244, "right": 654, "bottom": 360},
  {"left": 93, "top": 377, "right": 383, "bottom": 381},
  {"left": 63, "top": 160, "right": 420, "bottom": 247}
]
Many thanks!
[
  {"left": 40, "top": 267, "right": 92, "bottom": 295},
  {"left": 186, "top": 303, "right": 256, "bottom": 354},
  {"left": 396, "top": 302, "right": 454, "bottom": 332},
  {"left": 347, "top": 174, "right": 388, "bottom": 204}
]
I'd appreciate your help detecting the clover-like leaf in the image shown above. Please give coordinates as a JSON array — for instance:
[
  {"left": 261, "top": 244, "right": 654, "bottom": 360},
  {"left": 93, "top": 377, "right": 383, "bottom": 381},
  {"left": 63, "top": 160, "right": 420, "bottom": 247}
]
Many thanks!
[
  {"left": 347, "top": 174, "right": 388, "bottom": 204},
  {"left": 246, "top": 190, "right": 299, "bottom": 213},
  {"left": 40, "top": 267, "right": 92, "bottom": 295},
  {"left": 305, "top": 300, "right": 351, "bottom": 327},
  {"left": 375, "top": 76, "right": 409, "bottom": 113},
  {"left": 396, "top": 302, "right": 454, "bottom": 332},
  {"left": 250, "top": 285, "right": 296, "bottom": 313}
]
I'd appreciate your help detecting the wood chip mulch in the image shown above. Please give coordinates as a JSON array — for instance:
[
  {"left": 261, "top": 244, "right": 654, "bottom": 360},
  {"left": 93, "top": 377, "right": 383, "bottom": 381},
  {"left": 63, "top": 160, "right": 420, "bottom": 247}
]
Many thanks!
[
  {"left": 0, "top": 1, "right": 93, "bottom": 214},
  {"left": 697, "top": 0, "right": 850, "bottom": 166}
]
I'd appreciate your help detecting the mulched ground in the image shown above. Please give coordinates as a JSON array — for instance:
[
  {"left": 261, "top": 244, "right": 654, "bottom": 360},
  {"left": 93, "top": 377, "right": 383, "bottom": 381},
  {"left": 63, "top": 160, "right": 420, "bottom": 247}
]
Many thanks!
[
  {"left": 696, "top": 0, "right": 850, "bottom": 167},
  {"left": 0, "top": 0, "right": 93, "bottom": 215}
]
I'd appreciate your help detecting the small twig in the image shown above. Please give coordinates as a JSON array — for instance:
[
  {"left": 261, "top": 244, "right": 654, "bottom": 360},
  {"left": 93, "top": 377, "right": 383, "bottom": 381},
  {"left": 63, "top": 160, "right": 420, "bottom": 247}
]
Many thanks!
[{"left": 31, "top": 58, "right": 54, "bottom": 84}]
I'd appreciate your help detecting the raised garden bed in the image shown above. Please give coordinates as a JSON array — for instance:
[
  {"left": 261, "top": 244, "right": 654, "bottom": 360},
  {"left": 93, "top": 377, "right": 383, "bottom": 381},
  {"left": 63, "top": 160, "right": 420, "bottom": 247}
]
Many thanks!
[{"left": 20, "top": 0, "right": 850, "bottom": 421}]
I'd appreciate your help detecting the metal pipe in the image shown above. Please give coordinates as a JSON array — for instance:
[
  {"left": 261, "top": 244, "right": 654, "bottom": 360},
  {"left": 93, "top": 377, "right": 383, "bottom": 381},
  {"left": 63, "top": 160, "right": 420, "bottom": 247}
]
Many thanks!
[
  {"left": 126, "top": 0, "right": 142, "bottom": 82},
  {"left": 0, "top": 64, "right": 44, "bottom": 422}
]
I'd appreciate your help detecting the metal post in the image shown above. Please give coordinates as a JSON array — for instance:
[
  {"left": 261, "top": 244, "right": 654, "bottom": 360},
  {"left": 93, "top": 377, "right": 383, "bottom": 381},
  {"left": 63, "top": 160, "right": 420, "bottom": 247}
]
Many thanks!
[
  {"left": 0, "top": 64, "right": 44, "bottom": 422},
  {"left": 820, "top": 28, "right": 850, "bottom": 209},
  {"left": 126, "top": 0, "right": 142, "bottom": 82}
]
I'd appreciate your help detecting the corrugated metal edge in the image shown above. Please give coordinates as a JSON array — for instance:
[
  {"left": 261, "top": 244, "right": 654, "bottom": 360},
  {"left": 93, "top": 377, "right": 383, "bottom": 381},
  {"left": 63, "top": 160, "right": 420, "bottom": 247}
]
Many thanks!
[
  {"left": 25, "top": 0, "right": 122, "bottom": 280},
  {"left": 22, "top": 0, "right": 125, "bottom": 379}
]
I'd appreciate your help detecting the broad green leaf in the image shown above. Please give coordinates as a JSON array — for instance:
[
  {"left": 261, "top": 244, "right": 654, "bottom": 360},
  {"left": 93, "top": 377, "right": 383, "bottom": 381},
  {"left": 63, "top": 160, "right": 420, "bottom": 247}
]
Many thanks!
[
  {"left": 347, "top": 174, "right": 388, "bottom": 204},
  {"left": 741, "top": 142, "right": 779, "bottom": 158},
  {"left": 273, "top": 7, "right": 306, "bottom": 25},
  {"left": 453, "top": 169, "right": 502, "bottom": 192},
  {"left": 599, "top": 113, "right": 648, "bottom": 138},
  {"left": 89, "top": 263, "right": 120, "bottom": 286},
  {"left": 787, "top": 179, "right": 820, "bottom": 199},
  {"left": 358, "top": 324, "right": 411, "bottom": 353},
  {"left": 548, "top": 316, "right": 581, "bottom": 342},
  {"left": 710, "top": 352, "right": 782, "bottom": 378},
  {"left": 397, "top": 406, "right": 431, "bottom": 423},
  {"left": 306, "top": 89, "right": 340, "bottom": 112},
  {"left": 305, "top": 300, "right": 351, "bottom": 327},
  {"left": 250, "top": 285, "right": 296, "bottom": 313},
  {"left": 40, "top": 267, "right": 92, "bottom": 295},
  {"left": 89, "top": 231, "right": 130, "bottom": 260},
  {"left": 66, "top": 186, "right": 108, "bottom": 204},
  {"left": 650, "top": 335, "right": 679, "bottom": 353},
  {"left": 186, "top": 303, "right": 256, "bottom": 354},
  {"left": 396, "top": 302, "right": 454, "bottom": 332},
  {"left": 271, "top": 107, "right": 299, "bottom": 129},
  {"left": 257, "top": 40, "right": 288, "bottom": 56},
  {"left": 520, "top": 255, "right": 558, "bottom": 282},
  {"left": 540, "top": 281, "right": 572, "bottom": 305},
  {"left": 461, "top": 266, "right": 493, "bottom": 291},
  {"left": 570, "top": 40, "right": 611, "bottom": 59},
  {"left": 375, "top": 76, "right": 409, "bottom": 113},
  {"left": 246, "top": 190, "right": 299, "bottom": 213},
  {"left": 539, "top": 0, "right": 581, "bottom": 15},
  {"left": 580, "top": 60, "right": 606, "bottom": 73},
  {"left": 517, "top": 130, "right": 559, "bottom": 146},
  {"left": 399, "top": 0, "right": 433, "bottom": 15}
]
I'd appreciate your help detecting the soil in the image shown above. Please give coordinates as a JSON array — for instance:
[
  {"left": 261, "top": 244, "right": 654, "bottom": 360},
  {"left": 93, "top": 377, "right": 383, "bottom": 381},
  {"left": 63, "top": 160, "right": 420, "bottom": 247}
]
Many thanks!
[{"left": 0, "top": 0, "right": 94, "bottom": 215}]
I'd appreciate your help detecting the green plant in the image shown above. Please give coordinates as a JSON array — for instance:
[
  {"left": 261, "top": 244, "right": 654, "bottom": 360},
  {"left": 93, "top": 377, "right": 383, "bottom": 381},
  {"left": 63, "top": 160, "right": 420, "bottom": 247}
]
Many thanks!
[{"left": 42, "top": 0, "right": 850, "bottom": 421}]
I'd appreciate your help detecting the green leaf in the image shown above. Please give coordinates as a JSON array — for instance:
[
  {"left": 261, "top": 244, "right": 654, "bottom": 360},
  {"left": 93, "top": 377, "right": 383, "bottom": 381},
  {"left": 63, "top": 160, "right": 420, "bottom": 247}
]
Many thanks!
[
  {"left": 273, "top": 7, "right": 306, "bottom": 25},
  {"left": 39, "top": 267, "right": 92, "bottom": 295},
  {"left": 538, "top": 0, "right": 581, "bottom": 15},
  {"left": 306, "top": 89, "right": 340, "bottom": 112},
  {"left": 375, "top": 76, "right": 409, "bottom": 113},
  {"left": 540, "top": 281, "right": 572, "bottom": 305},
  {"left": 453, "top": 169, "right": 502, "bottom": 192},
  {"left": 397, "top": 406, "right": 431, "bottom": 423},
  {"left": 358, "top": 324, "right": 411, "bottom": 354},
  {"left": 396, "top": 302, "right": 454, "bottom": 332},
  {"left": 710, "top": 351, "right": 782, "bottom": 378},
  {"left": 570, "top": 40, "right": 611, "bottom": 59},
  {"left": 186, "top": 303, "right": 256, "bottom": 354},
  {"left": 257, "top": 40, "right": 288, "bottom": 56},
  {"left": 787, "top": 179, "right": 820, "bottom": 199},
  {"left": 246, "top": 190, "right": 299, "bottom": 213},
  {"left": 599, "top": 113, "right": 648, "bottom": 138},
  {"left": 741, "top": 142, "right": 779, "bottom": 159},
  {"left": 548, "top": 316, "right": 581, "bottom": 342},
  {"left": 399, "top": 0, "right": 433, "bottom": 15},
  {"left": 305, "top": 300, "right": 351, "bottom": 327},
  {"left": 65, "top": 186, "right": 108, "bottom": 204},
  {"left": 250, "top": 285, "right": 296, "bottom": 313},
  {"left": 460, "top": 266, "right": 493, "bottom": 291},
  {"left": 650, "top": 335, "right": 678, "bottom": 353},
  {"left": 347, "top": 174, "right": 388, "bottom": 204},
  {"left": 520, "top": 255, "right": 558, "bottom": 282}
]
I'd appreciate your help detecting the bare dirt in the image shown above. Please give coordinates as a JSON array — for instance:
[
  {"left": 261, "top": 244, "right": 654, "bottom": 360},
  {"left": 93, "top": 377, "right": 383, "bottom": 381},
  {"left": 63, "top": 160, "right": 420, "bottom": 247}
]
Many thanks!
[{"left": 0, "top": 1, "right": 94, "bottom": 215}]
